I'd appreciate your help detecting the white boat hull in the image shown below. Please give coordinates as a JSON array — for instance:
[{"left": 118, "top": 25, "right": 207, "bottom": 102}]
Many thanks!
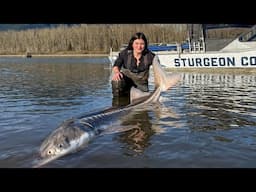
[
  {"left": 109, "top": 49, "right": 256, "bottom": 69},
  {"left": 156, "top": 49, "right": 256, "bottom": 68}
]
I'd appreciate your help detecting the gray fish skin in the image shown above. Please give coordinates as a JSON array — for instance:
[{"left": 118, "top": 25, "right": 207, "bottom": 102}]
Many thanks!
[{"left": 34, "top": 56, "right": 180, "bottom": 168}]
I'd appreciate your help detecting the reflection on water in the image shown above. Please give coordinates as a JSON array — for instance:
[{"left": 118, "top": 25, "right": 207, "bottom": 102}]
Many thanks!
[
  {"left": 117, "top": 110, "right": 154, "bottom": 155},
  {"left": 117, "top": 103, "right": 180, "bottom": 156},
  {"left": 1, "top": 57, "right": 256, "bottom": 168},
  {"left": 180, "top": 73, "right": 256, "bottom": 132}
]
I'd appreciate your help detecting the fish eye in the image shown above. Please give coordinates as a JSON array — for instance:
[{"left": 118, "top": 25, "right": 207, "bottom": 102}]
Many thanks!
[
  {"left": 59, "top": 144, "right": 63, "bottom": 148},
  {"left": 48, "top": 150, "right": 52, "bottom": 155}
]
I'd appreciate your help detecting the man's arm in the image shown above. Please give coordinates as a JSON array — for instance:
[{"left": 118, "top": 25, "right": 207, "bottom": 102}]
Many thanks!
[{"left": 112, "top": 52, "right": 124, "bottom": 81}]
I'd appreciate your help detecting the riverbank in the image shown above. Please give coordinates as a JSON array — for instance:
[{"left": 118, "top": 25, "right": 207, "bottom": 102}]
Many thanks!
[{"left": 0, "top": 53, "right": 109, "bottom": 58}]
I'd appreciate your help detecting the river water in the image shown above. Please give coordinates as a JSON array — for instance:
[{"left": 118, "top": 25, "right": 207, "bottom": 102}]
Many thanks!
[{"left": 0, "top": 56, "right": 256, "bottom": 168}]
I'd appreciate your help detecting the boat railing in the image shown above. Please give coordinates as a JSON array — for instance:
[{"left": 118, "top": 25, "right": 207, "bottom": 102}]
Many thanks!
[
  {"left": 188, "top": 37, "right": 205, "bottom": 53},
  {"left": 239, "top": 25, "right": 256, "bottom": 42}
]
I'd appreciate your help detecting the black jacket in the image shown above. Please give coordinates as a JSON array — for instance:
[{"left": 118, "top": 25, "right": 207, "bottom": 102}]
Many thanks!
[
  {"left": 113, "top": 48, "right": 155, "bottom": 91},
  {"left": 113, "top": 48, "right": 155, "bottom": 73}
]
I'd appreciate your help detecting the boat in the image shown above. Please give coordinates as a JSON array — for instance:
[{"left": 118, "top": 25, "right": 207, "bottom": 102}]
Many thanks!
[{"left": 108, "top": 24, "right": 256, "bottom": 70}]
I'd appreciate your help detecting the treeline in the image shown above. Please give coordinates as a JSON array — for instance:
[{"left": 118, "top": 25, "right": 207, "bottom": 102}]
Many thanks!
[
  {"left": 0, "top": 24, "right": 250, "bottom": 55},
  {"left": 206, "top": 28, "right": 251, "bottom": 39},
  {"left": 0, "top": 24, "right": 187, "bottom": 55}
]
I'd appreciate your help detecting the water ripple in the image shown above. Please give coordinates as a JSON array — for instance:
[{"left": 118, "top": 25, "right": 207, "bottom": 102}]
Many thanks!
[{"left": 1, "top": 60, "right": 256, "bottom": 167}]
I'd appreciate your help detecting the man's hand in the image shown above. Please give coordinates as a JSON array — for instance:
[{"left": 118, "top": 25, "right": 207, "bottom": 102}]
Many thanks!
[
  {"left": 112, "top": 71, "right": 123, "bottom": 81},
  {"left": 112, "top": 66, "right": 123, "bottom": 81}
]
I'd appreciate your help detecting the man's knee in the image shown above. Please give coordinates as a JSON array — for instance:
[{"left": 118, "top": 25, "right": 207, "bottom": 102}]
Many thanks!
[{"left": 111, "top": 79, "right": 129, "bottom": 97}]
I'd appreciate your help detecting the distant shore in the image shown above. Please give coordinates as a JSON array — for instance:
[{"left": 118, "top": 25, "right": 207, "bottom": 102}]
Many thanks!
[{"left": 0, "top": 53, "right": 109, "bottom": 57}]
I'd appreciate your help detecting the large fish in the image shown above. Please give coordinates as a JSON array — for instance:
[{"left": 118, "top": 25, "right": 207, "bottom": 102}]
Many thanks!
[{"left": 33, "top": 57, "right": 180, "bottom": 167}]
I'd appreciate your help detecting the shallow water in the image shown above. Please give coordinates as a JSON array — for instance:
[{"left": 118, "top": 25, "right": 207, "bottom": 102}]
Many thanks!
[{"left": 1, "top": 57, "right": 256, "bottom": 168}]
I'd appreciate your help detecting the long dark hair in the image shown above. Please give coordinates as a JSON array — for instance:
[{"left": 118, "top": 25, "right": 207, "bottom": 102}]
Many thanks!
[{"left": 126, "top": 32, "right": 148, "bottom": 52}]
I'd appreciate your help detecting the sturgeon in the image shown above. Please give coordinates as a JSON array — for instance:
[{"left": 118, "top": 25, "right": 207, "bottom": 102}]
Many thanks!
[{"left": 33, "top": 56, "right": 180, "bottom": 167}]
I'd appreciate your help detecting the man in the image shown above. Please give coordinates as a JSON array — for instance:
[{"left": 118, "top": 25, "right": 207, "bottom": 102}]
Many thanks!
[{"left": 111, "top": 32, "right": 156, "bottom": 106}]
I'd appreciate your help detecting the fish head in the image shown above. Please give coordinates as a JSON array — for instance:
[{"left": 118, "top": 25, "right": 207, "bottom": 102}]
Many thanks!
[
  {"left": 33, "top": 129, "right": 73, "bottom": 167},
  {"left": 34, "top": 119, "right": 89, "bottom": 167},
  {"left": 39, "top": 131, "right": 71, "bottom": 159}
]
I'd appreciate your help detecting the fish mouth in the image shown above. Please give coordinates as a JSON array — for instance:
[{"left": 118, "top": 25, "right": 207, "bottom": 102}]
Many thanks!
[{"left": 32, "top": 155, "right": 62, "bottom": 168}]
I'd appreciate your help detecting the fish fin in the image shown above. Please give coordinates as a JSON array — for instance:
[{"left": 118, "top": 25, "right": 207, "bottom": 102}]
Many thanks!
[
  {"left": 152, "top": 56, "right": 181, "bottom": 91},
  {"left": 130, "top": 86, "right": 151, "bottom": 104},
  {"left": 101, "top": 125, "right": 136, "bottom": 135},
  {"left": 161, "top": 73, "right": 181, "bottom": 92}
]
